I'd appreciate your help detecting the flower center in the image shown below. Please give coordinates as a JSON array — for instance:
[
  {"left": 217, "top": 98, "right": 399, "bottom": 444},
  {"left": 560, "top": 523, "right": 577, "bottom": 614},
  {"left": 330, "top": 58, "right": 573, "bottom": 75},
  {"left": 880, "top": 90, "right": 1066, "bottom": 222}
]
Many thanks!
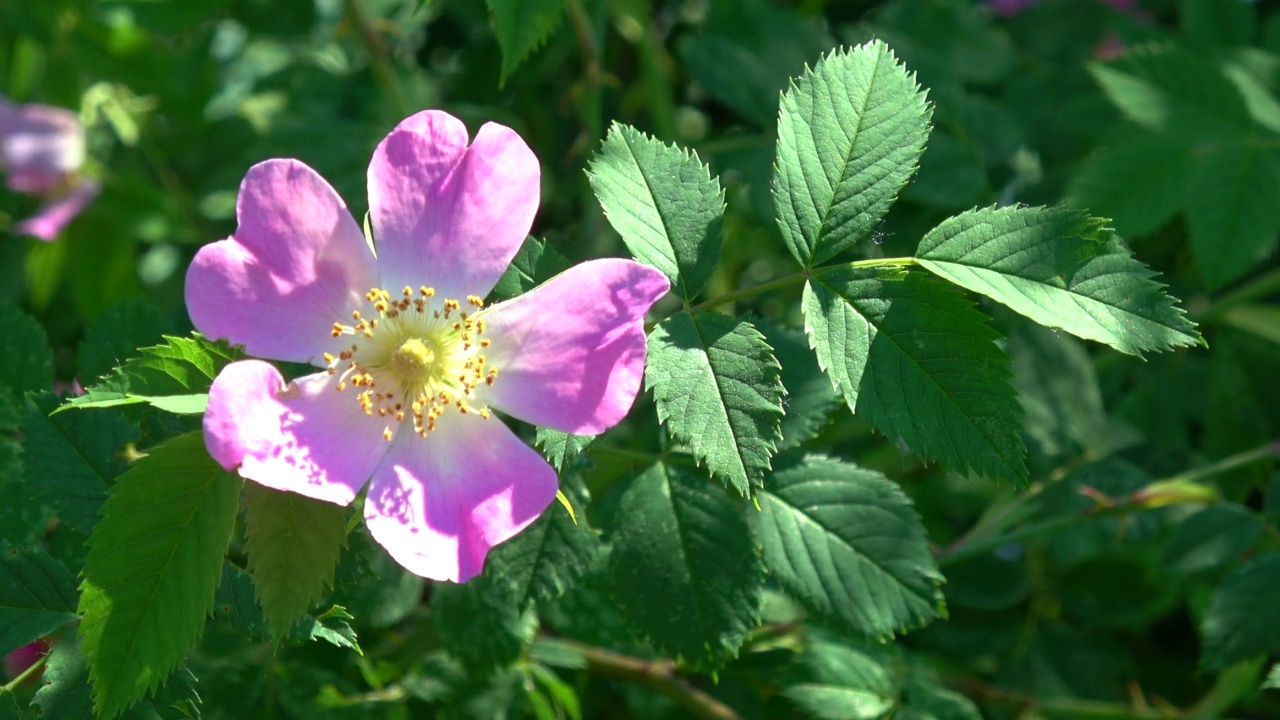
[{"left": 325, "top": 286, "right": 498, "bottom": 441}]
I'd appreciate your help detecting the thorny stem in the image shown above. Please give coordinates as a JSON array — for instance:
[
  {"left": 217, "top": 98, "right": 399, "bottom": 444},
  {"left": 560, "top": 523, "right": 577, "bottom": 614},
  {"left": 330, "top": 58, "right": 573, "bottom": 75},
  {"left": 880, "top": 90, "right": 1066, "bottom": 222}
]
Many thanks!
[
  {"left": 559, "top": 640, "right": 741, "bottom": 720},
  {"left": 938, "top": 440, "right": 1280, "bottom": 565}
]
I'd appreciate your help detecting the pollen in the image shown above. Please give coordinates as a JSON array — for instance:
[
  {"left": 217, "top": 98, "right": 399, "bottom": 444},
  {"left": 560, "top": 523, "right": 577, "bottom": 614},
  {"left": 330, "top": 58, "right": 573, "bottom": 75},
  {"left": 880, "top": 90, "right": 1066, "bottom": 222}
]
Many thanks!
[{"left": 324, "top": 285, "right": 497, "bottom": 440}]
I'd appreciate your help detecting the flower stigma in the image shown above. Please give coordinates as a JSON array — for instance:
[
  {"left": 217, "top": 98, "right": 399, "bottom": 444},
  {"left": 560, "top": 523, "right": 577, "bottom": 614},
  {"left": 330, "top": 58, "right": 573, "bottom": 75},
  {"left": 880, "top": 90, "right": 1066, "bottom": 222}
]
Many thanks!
[{"left": 325, "top": 285, "right": 497, "bottom": 441}]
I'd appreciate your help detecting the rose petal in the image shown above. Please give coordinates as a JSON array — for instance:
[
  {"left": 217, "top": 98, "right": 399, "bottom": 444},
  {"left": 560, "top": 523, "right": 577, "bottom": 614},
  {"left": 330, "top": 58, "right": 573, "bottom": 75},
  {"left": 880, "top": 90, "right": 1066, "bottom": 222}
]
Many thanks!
[
  {"left": 13, "top": 180, "right": 99, "bottom": 241},
  {"left": 204, "top": 360, "right": 390, "bottom": 506},
  {"left": 476, "top": 259, "right": 669, "bottom": 435},
  {"left": 367, "top": 110, "right": 540, "bottom": 300},
  {"left": 0, "top": 103, "right": 83, "bottom": 194},
  {"left": 363, "top": 412, "right": 557, "bottom": 582},
  {"left": 185, "top": 159, "right": 377, "bottom": 365}
]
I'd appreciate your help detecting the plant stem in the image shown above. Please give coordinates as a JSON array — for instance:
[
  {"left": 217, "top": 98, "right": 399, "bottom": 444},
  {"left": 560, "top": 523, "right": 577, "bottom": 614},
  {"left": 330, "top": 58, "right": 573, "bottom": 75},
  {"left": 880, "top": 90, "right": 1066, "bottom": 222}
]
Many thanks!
[
  {"left": 1, "top": 653, "right": 48, "bottom": 692},
  {"left": 1195, "top": 266, "right": 1280, "bottom": 323},
  {"left": 559, "top": 640, "right": 741, "bottom": 720},
  {"left": 342, "top": 0, "right": 408, "bottom": 120},
  {"left": 565, "top": 0, "right": 604, "bottom": 151},
  {"left": 686, "top": 256, "right": 917, "bottom": 314},
  {"left": 1159, "top": 440, "right": 1280, "bottom": 485}
]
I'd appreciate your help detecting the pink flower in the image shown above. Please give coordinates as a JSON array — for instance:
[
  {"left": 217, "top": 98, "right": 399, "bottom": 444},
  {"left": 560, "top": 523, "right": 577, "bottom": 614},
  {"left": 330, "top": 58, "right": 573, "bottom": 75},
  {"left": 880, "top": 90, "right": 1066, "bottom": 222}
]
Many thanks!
[
  {"left": 4, "top": 640, "right": 49, "bottom": 681},
  {"left": 0, "top": 96, "right": 100, "bottom": 241},
  {"left": 186, "top": 110, "right": 669, "bottom": 582}
]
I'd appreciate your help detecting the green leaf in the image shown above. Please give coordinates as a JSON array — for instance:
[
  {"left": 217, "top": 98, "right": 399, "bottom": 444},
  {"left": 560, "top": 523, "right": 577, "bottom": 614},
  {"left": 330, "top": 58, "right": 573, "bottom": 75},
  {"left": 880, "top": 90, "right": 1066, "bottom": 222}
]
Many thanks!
[
  {"left": 534, "top": 428, "right": 594, "bottom": 473},
  {"left": 1222, "top": 57, "right": 1280, "bottom": 134},
  {"left": 0, "top": 303, "right": 53, "bottom": 403},
  {"left": 606, "top": 463, "right": 763, "bottom": 670},
  {"left": 1066, "top": 135, "right": 1193, "bottom": 238},
  {"left": 487, "top": 0, "right": 566, "bottom": 85},
  {"left": 243, "top": 483, "right": 348, "bottom": 637},
  {"left": 754, "top": 455, "right": 944, "bottom": 638},
  {"left": 804, "top": 267, "right": 1026, "bottom": 482},
  {"left": 1264, "top": 662, "right": 1280, "bottom": 690},
  {"left": 587, "top": 124, "right": 725, "bottom": 301},
  {"left": 330, "top": 527, "right": 425, "bottom": 629},
  {"left": 77, "top": 298, "right": 174, "bottom": 385},
  {"left": 294, "top": 605, "right": 362, "bottom": 654},
  {"left": 647, "top": 311, "right": 784, "bottom": 495},
  {"left": 213, "top": 563, "right": 269, "bottom": 639},
  {"left": 1006, "top": 323, "right": 1107, "bottom": 458},
  {"left": 1089, "top": 44, "right": 1252, "bottom": 140},
  {"left": 433, "top": 581, "right": 536, "bottom": 674},
  {"left": 1185, "top": 145, "right": 1280, "bottom": 289},
  {"left": 491, "top": 236, "right": 571, "bottom": 302},
  {"left": 22, "top": 392, "right": 137, "bottom": 534},
  {"left": 1201, "top": 552, "right": 1280, "bottom": 669},
  {"left": 783, "top": 641, "right": 895, "bottom": 720},
  {"left": 0, "top": 690, "right": 19, "bottom": 720},
  {"left": 773, "top": 41, "right": 931, "bottom": 267},
  {"left": 62, "top": 334, "right": 243, "bottom": 413},
  {"left": 34, "top": 637, "right": 203, "bottom": 720},
  {"left": 0, "top": 543, "right": 77, "bottom": 656},
  {"left": 485, "top": 495, "right": 600, "bottom": 612},
  {"left": 79, "top": 432, "right": 243, "bottom": 719},
  {"left": 757, "top": 319, "right": 839, "bottom": 451},
  {"left": 1222, "top": 304, "right": 1280, "bottom": 346},
  {"left": 916, "top": 205, "right": 1201, "bottom": 356},
  {"left": 1162, "top": 503, "right": 1263, "bottom": 575}
]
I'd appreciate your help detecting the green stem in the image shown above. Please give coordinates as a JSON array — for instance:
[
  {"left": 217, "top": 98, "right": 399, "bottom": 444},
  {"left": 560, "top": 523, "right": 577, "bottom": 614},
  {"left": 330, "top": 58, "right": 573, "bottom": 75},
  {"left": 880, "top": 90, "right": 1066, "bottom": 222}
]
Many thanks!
[
  {"left": 565, "top": 0, "right": 604, "bottom": 147},
  {"left": 1, "top": 652, "right": 48, "bottom": 692},
  {"left": 1195, "top": 266, "right": 1280, "bottom": 324},
  {"left": 559, "top": 640, "right": 741, "bottom": 720},
  {"left": 342, "top": 0, "right": 408, "bottom": 120},
  {"left": 1159, "top": 440, "right": 1280, "bottom": 486},
  {"left": 686, "top": 256, "right": 917, "bottom": 314}
]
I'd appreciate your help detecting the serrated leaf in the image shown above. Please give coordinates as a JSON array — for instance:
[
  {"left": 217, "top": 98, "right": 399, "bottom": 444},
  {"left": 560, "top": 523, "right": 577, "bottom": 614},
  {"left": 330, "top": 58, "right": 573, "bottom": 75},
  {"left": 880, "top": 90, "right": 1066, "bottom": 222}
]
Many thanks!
[
  {"left": 0, "top": 303, "right": 53, "bottom": 403},
  {"left": 488, "top": 0, "right": 566, "bottom": 85},
  {"left": 1089, "top": 44, "right": 1252, "bottom": 140},
  {"left": 1162, "top": 503, "right": 1263, "bottom": 575},
  {"left": 588, "top": 124, "right": 725, "bottom": 301},
  {"left": 1201, "top": 552, "right": 1280, "bottom": 669},
  {"left": 485, "top": 496, "right": 599, "bottom": 612},
  {"left": 21, "top": 392, "right": 137, "bottom": 534},
  {"left": 213, "top": 563, "right": 269, "bottom": 639},
  {"left": 534, "top": 428, "right": 594, "bottom": 473},
  {"left": 330, "top": 527, "right": 425, "bottom": 629},
  {"left": 78, "top": 299, "right": 174, "bottom": 385},
  {"left": 0, "top": 544, "right": 77, "bottom": 656},
  {"left": 62, "top": 334, "right": 243, "bottom": 413},
  {"left": 784, "top": 641, "right": 895, "bottom": 720},
  {"left": 243, "top": 483, "right": 348, "bottom": 637},
  {"left": 754, "top": 455, "right": 944, "bottom": 638},
  {"left": 294, "top": 605, "right": 361, "bottom": 654},
  {"left": 33, "top": 637, "right": 202, "bottom": 720},
  {"left": 491, "top": 236, "right": 571, "bottom": 302},
  {"left": 1006, "top": 323, "right": 1107, "bottom": 458},
  {"left": 773, "top": 41, "right": 931, "bottom": 267},
  {"left": 647, "top": 311, "right": 784, "bottom": 495},
  {"left": 916, "top": 205, "right": 1201, "bottom": 356},
  {"left": 1185, "top": 145, "right": 1280, "bottom": 289},
  {"left": 804, "top": 267, "right": 1026, "bottom": 482},
  {"left": 79, "top": 432, "right": 242, "bottom": 719},
  {"left": 757, "top": 319, "right": 839, "bottom": 450},
  {"left": 1066, "top": 135, "right": 1192, "bottom": 238},
  {"left": 607, "top": 463, "right": 763, "bottom": 670},
  {"left": 433, "top": 581, "right": 536, "bottom": 674}
]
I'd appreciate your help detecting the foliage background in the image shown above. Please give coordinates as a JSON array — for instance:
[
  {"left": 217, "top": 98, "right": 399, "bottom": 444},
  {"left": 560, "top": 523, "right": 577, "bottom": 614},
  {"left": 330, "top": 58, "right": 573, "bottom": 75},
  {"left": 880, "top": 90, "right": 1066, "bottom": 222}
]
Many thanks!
[{"left": 2, "top": 0, "right": 1280, "bottom": 718}]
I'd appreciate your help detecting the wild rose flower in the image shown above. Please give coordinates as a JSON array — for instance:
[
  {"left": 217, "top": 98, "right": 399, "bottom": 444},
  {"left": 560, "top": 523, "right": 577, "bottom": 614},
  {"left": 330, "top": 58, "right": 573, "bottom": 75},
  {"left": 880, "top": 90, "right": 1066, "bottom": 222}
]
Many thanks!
[
  {"left": 186, "top": 110, "right": 669, "bottom": 582},
  {"left": 0, "top": 96, "right": 100, "bottom": 241}
]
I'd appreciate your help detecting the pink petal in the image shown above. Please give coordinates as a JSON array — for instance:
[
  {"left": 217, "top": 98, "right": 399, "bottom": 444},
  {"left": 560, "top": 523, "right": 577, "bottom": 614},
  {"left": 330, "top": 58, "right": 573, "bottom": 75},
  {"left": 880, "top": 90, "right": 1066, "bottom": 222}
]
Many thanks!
[
  {"left": 185, "top": 159, "right": 378, "bottom": 365},
  {"left": 479, "top": 259, "right": 669, "bottom": 435},
  {"left": 363, "top": 412, "right": 557, "bottom": 582},
  {"left": 204, "top": 360, "right": 390, "bottom": 506},
  {"left": 0, "top": 102, "right": 84, "bottom": 194},
  {"left": 13, "top": 180, "right": 99, "bottom": 241},
  {"left": 367, "top": 110, "right": 540, "bottom": 300}
]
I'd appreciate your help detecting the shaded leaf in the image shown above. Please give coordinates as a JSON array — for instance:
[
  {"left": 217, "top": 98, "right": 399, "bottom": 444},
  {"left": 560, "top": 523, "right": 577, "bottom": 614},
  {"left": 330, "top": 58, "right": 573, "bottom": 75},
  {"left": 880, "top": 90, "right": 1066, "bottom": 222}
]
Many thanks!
[
  {"left": 488, "top": 0, "right": 566, "bottom": 85},
  {"left": 1201, "top": 552, "right": 1280, "bottom": 669},
  {"left": 485, "top": 493, "right": 600, "bottom": 612},
  {"left": 243, "top": 483, "right": 348, "bottom": 637},
  {"left": 77, "top": 299, "right": 174, "bottom": 385},
  {"left": 805, "top": 267, "right": 1026, "bottom": 482},
  {"left": 774, "top": 41, "right": 931, "bottom": 266},
  {"left": 1162, "top": 503, "right": 1263, "bottom": 575},
  {"left": 0, "top": 303, "right": 53, "bottom": 403},
  {"left": 1185, "top": 145, "right": 1280, "bottom": 289},
  {"left": 0, "top": 543, "right": 77, "bottom": 656},
  {"left": 757, "top": 319, "right": 839, "bottom": 450},
  {"left": 491, "top": 236, "right": 570, "bottom": 302},
  {"left": 754, "top": 455, "right": 944, "bottom": 638},
  {"left": 433, "top": 581, "right": 536, "bottom": 674},
  {"left": 607, "top": 463, "right": 763, "bottom": 670},
  {"left": 1066, "top": 135, "right": 1192, "bottom": 238}
]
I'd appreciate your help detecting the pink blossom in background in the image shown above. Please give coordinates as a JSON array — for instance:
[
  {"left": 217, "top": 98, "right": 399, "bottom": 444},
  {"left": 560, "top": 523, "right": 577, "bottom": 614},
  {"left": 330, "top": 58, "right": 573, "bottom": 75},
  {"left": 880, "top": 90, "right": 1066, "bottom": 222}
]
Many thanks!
[
  {"left": 4, "top": 640, "right": 49, "bottom": 681},
  {"left": 186, "top": 109, "right": 669, "bottom": 583},
  {"left": 987, "top": 0, "right": 1142, "bottom": 17},
  {"left": 0, "top": 96, "right": 99, "bottom": 241}
]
